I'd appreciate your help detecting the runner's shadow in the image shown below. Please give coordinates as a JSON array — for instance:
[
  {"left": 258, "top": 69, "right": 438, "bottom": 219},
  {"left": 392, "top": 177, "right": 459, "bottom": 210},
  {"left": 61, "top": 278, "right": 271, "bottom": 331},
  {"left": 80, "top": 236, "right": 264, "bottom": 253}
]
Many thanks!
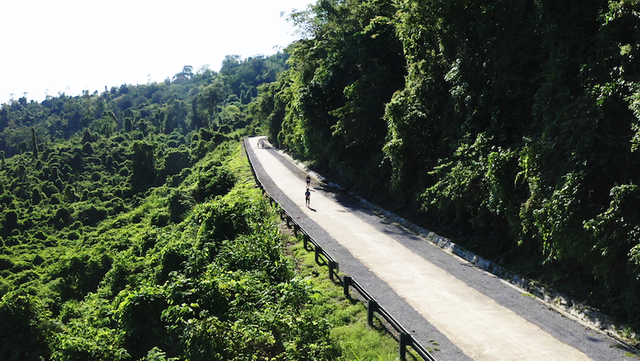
[{"left": 308, "top": 207, "right": 317, "bottom": 212}]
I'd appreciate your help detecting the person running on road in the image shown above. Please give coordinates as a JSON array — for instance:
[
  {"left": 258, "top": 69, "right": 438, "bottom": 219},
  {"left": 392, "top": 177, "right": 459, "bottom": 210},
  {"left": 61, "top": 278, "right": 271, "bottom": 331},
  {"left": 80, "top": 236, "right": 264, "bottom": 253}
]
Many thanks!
[
  {"left": 305, "top": 187, "right": 311, "bottom": 207},
  {"left": 306, "top": 174, "right": 311, "bottom": 187}
]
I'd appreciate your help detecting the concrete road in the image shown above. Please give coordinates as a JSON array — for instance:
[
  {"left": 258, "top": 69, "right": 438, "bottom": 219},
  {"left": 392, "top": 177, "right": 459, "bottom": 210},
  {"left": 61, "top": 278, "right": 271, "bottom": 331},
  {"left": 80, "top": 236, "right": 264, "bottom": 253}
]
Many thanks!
[{"left": 245, "top": 136, "right": 634, "bottom": 361}]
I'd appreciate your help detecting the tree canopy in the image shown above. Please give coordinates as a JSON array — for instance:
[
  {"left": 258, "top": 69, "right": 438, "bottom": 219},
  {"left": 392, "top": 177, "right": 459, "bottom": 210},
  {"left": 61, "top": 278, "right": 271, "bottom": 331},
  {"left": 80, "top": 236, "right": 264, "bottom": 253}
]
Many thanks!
[
  {"left": 255, "top": 0, "right": 640, "bottom": 329},
  {"left": 0, "top": 53, "right": 361, "bottom": 360}
]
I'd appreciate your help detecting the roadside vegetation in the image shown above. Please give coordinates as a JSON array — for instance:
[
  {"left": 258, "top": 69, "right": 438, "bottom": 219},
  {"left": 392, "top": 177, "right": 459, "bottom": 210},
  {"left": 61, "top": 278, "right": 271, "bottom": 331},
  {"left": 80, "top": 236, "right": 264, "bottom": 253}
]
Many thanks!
[
  {"left": 285, "top": 230, "right": 410, "bottom": 361},
  {"left": 255, "top": 0, "right": 640, "bottom": 334}
]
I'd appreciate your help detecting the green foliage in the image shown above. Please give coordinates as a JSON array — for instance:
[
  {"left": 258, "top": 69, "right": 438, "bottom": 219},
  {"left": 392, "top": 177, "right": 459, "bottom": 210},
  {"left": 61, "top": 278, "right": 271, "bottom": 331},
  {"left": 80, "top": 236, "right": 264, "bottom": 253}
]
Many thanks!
[
  {"left": 196, "top": 186, "right": 260, "bottom": 247},
  {"left": 194, "top": 167, "right": 236, "bottom": 202},
  {"left": 0, "top": 132, "right": 350, "bottom": 360},
  {"left": 131, "top": 140, "right": 156, "bottom": 189},
  {"left": 289, "top": 233, "right": 405, "bottom": 360},
  {"left": 192, "top": 155, "right": 236, "bottom": 202},
  {"left": 50, "top": 252, "right": 112, "bottom": 302},
  {"left": 260, "top": 0, "right": 405, "bottom": 194},
  {"left": 51, "top": 296, "right": 129, "bottom": 361},
  {"left": 159, "top": 147, "right": 190, "bottom": 181},
  {"left": 116, "top": 286, "right": 170, "bottom": 360},
  {"left": 421, "top": 133, "right": 521, "bottom": 242},
  {"left": 0, "top": 291, "right": 52, "bottom": 361},
  {"left": 266, "top": 0, "right": 640, "bottom": 329},
  {"left": 0, "top": 52, "right": 359, "bottom": 360}
]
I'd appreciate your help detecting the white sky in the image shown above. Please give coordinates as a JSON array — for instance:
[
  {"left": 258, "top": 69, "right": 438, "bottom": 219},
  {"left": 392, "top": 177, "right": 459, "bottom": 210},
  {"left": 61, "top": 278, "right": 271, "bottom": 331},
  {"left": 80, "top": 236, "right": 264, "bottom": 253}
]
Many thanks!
[{"left": 0, "top": 0, "right": 312, "bottom": 105}]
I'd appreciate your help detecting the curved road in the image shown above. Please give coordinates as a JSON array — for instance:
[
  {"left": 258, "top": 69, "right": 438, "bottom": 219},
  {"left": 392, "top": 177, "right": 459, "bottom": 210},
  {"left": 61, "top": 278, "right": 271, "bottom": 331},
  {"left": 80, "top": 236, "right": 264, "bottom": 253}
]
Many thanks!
[{"left": 245, "top": 136, "right": 633, "bottom": 361}]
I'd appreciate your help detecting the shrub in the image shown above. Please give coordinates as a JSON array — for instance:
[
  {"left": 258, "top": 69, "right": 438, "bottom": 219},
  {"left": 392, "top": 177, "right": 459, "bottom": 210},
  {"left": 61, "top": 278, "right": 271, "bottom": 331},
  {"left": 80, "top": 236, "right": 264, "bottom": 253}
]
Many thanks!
[
  {"left": 168, "top": 189, "right": 191, "bottom": 223},
  {"left": 161, "top": 149, "right": 190, "bottom": 179},
  {"left": 76, "top": 204, "right": 108, "bottom": 226},
  {"left": 116, "top": 286, "right": 170, "bottom": 360},
  {"left": 193, "top": 165, "right": 236, "bottom": 202},
  {"left": 0, "top": 257, "right": 14, "bottom": 271},
  {"left": 150, "top": 211, "right": 170, "bottom": 227},
  {"left": 50, "top": 253, "right": 112, "bottom": 301},
  {"left": 0, "top": 291, "right": 51, "bottom": 361},
  {"left": 2, "top": 210, "right": 18, "bottom": 235}
]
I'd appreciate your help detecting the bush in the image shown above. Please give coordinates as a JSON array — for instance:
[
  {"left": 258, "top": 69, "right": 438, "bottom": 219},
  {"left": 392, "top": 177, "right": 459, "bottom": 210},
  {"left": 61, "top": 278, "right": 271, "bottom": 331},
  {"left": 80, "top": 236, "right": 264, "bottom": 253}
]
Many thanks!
[
  {"left": 0, "top": 257, "right": 14, "bottom": 271},
  {"left": 50, "top": 253, "right": 112, "bottom": 301},
  {"left": 161, "top": 149, "right": 191, "bottom": 179},
  {"left": 0, "top": 291, "right": 51, "bottom": 361},
  {"left": 116, "top": 286, "right": 171, "bottom": 360},
  {"left": 217, "top": 232, "right": 292, "bottom": 283},
  {"left": 193, "top": 165, "right": 236, "bottom": 202},
  {"left": 168, "top": 189, "right": 191, "bottom": 223},
  {"left": 150, "top": 211, "right": 170, "bottom": 227},
  {"left": 2, "top": 210, "right": 18, "bottom": 235},
  {"left": 76, "top": 204, "right": 108, "bottom": 226}
]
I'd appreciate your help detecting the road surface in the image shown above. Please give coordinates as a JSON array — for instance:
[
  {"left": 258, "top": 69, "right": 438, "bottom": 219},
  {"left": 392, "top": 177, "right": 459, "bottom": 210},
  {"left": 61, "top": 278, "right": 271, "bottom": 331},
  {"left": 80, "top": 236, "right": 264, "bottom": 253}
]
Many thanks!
[{"left": 245, "top": 136, "right": 634, "bottom": 361}]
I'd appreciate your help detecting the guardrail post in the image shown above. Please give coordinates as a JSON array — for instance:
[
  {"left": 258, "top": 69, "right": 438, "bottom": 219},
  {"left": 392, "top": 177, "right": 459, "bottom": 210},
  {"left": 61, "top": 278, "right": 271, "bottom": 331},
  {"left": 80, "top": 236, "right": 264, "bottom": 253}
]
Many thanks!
[
  {"left": 303, "top": 234, "right": 310, "bottom": 250},
  {"left": 367, "top": 299, "right": 378, "bottom": 326},
  {"left": 293, "top": 224, "right": 300, "bottom": 236},
  {"left": 328, "top": 260, "right": 338, "bottom": 281},
  {"left": 315, "top": 245, "right": 323, "bottom": 265},
  {"left": 343, "top": 276, "right": 352, "bottom": 298},
  {"left": 286, "top": 215, "right": 291, "bottom": 228},
  {"left": 399, "top": 332, "right": 410, "bottom": 361}
]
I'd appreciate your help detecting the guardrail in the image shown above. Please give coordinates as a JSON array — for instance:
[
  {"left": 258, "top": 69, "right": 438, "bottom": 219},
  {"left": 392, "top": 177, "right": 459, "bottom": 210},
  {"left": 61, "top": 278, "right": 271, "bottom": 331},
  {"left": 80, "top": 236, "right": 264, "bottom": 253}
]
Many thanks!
[{"left": 243, "top": 138, "right": 437, "bottom": 361}]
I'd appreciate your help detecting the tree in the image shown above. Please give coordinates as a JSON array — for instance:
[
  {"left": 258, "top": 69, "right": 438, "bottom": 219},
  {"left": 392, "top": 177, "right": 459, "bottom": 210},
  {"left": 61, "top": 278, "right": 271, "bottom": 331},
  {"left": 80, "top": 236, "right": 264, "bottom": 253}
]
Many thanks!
[
  {"left": 197, "top": 82, "right": 226, "bottom": 123},
  {"left": 30, "top": 127, "right": 38, "bottom": 159},
  {"left": 182, "top": 65, "right": 193, "bottom": 79},
  {"left": 0, "top": 292, "right": 51, "bottom": 360},
  {"left": 190, "top": 97, "right": 203, "bottom": 130},
  {"left": 273, "top": 0, "right": 405, "bottom": 187},
  {"left": 18, "top": 141, "right": 27, "bottom": 155},
  {"left": 124, "top": 117, "right": 132, "bottom": 133},
  {"left": 131, "top": 141, "right": 156, "bottom": 189},
  {"left": 219, "top": 105, "right": 242, "bottom": 130}
]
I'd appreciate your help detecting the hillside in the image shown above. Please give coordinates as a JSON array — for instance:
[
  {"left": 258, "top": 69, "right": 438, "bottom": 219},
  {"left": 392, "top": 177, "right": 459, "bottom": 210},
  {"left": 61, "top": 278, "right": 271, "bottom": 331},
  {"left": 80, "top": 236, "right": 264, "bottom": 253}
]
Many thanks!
[
  {"left": 0, "top": 54, "right": 401, "bottom": 360},
  {"left": 4, "top": 0, "right": 640, "bottom": 354},
  {"left": 254, "top": 0, "right": 640, "bottom": 331}
]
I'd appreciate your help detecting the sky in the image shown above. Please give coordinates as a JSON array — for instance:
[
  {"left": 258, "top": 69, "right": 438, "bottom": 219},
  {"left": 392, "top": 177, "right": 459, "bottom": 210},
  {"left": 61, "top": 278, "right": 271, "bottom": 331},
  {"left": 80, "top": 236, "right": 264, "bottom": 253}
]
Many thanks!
[{"left": 0, "top": 0, "right": 312, "bottom": 105}]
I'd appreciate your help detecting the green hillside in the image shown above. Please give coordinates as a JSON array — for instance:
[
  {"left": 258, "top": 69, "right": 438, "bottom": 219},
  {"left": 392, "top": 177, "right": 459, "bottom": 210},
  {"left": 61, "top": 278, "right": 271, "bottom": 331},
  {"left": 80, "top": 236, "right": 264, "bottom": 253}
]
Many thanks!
[
  {"left": 256, "top": 0, "right": 640, "bottom": 331},
  {"left": 4, "top": 0, "right": 640, "bottom": 355},
  {"left": 0, "top": 55, "right": 401, "bottom": 360}
]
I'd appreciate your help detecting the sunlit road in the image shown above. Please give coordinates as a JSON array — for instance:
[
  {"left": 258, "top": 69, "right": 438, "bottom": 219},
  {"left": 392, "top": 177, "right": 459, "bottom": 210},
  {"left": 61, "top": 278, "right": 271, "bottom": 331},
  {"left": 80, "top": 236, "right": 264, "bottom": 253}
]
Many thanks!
[{"left": 245, "top": 136, "right": 631, "bottom": 361}]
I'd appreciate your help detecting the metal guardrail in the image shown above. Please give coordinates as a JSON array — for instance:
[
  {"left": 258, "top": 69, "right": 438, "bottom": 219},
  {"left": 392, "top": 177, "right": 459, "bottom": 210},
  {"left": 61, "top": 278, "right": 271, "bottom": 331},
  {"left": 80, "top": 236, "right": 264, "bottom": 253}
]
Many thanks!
[{"left": 243, "top": 138, "right": 437, "bottom": 361}]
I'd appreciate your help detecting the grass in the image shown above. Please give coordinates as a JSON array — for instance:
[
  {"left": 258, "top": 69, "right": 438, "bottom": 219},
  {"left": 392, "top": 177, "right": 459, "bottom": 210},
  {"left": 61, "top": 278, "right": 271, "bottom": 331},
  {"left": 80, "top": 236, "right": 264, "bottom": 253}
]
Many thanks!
[
  {"left": 287, "top": 234, "right": 401, "bottom": 360},
  {"left": 280, "top": 225, "right": 424, "bottom": 361}
]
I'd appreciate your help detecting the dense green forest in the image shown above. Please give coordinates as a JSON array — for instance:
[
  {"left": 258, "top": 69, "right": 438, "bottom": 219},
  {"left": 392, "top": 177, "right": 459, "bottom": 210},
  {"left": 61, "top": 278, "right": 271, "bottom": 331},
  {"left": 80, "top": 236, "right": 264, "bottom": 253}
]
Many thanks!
[
  {"left": 255, "top": 0, "right": 640, "bottom": 331},
  {"left": 0, "top": 54, "right": 402, "bottom": 360},
  {"left": 4, "top": 0, "right": 640, "bottom": 356}
]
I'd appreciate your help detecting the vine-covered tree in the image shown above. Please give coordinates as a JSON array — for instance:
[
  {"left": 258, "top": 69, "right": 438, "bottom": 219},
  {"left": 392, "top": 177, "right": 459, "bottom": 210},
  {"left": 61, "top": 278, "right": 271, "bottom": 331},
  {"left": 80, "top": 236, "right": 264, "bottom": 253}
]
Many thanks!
[{"left": 264, "top": 0, "right": 640, "bottom": 328}]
